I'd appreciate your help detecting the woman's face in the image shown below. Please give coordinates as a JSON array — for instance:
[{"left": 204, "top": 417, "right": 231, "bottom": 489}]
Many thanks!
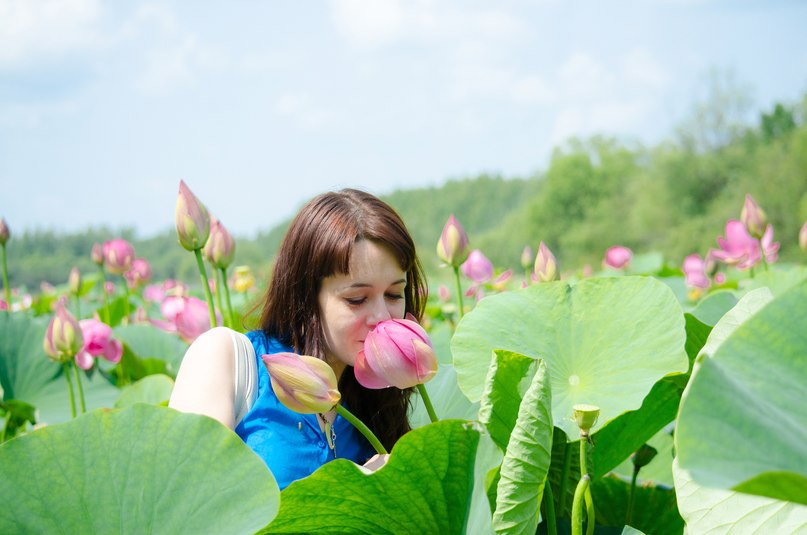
[{"left": 318, "top": 240, "right": 407, "bottom": 379}]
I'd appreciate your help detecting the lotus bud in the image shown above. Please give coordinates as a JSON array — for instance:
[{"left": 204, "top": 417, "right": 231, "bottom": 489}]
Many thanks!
[
  {"left": 572, "top": 403, "right": 600, "bottom": 437},
  {"left": 91, "top": 243, "right": 104, "bottom": 266},
  {"left": 355, "top": 315, "right": 438, "bottom": 389},
  {"left": 43, "top": 303, "right": 84, "bottom": 362},
  {"left": 603, "top": 246, "right": 632, "bottom": 270},
  {"left": 262, "top": 352, "right": 341, "bottom": 414},
  {"left": 204, "top": 217, "right": 236, "bottom": 269},
  {"left": 124, "top": 258, "right": 153, "bottom": 289},
  {"left": 438, "top": 284, "right": 450, "bottom": 302},
  {"left": 231, "top": 265, "right": 255, "bottom": 293},
  {"left": 0, "top": 217, "right": 10, "bottom": 245},
  {"left": 520, "top": 245, "right": 533, "bottom": 271},
  {"left": 740, "top": 194, "right": 768, "bottom": 239},
  {"left": 68, "top": 267, "right": 82, "bottom": 295},
  {"left": 534, "top": 241, "right": 558, "bottom": 282},
  {"left": 800, "top": 222, "right": 807, "bottom": 252},
  {"left": 175, "top": 180, "right": 210, "bottom": 251},
  {"left": 631, "top": 443, "right": 658, "bottom": 470},
  {"left": 436, "top": 215, "right": 470, "bottom": 267},
  {"left": 461, "top": 249, "right": 494, "bottom": 283},
  {"left": 492, "top": 269, "right": 512, "bottom": 291},
  {"left": 103, "top": 239, "right": 135, "bottom": 275}
]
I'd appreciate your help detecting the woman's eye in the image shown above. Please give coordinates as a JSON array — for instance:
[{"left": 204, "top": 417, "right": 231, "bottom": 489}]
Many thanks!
[
  {"left": 345, "top": 297, "right": 366, "bottom": 306},
  {"left": 385, "top": 293, "right": 404, "bottom": 301}
]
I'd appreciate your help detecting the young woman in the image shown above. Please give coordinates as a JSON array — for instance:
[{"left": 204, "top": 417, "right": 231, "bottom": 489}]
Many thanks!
[{"left": 169, "top": 189, "right": 427, "bottom": 489}]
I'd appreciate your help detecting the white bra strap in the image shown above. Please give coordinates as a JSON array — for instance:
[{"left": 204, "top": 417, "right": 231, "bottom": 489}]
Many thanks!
[{"left": 230, "top": 329, "right": 259, "bottom": 426}]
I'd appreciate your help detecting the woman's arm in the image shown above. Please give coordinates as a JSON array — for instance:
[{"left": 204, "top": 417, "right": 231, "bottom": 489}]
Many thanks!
[{"left": 168, "top": 326, "right": 236, "bottom": 429}]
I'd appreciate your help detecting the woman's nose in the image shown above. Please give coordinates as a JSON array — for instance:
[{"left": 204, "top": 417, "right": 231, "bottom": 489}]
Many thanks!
[{"left": 367, "top": 298, "right": 392, "bottom": 326}]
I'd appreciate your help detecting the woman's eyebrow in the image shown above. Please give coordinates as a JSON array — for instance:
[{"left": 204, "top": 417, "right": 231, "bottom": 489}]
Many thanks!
[{"left": 345, "top": 278, "right": 406, "bottom": 289}]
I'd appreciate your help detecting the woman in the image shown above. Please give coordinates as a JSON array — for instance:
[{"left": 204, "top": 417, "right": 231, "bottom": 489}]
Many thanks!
[{"left": 169, "top": 189, "right": 427, "bottom": 489}]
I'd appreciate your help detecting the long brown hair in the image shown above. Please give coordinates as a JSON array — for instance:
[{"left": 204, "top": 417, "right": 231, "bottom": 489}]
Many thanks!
[{"left": 258, "top": 189, "right": 427, "bottom": 451}]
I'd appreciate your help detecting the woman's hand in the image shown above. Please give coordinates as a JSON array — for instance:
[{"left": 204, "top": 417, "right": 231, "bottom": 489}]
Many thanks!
[{"left": 362, "top": 453, "right": 389, "bottom": 472}]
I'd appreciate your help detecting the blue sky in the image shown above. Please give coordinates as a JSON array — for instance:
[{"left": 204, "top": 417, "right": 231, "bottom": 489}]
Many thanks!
[{"left": 2, "top": 0, "right": 806, "bottom": 238}]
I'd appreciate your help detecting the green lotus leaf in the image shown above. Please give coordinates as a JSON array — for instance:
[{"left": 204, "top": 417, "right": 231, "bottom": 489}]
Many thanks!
[
  {"left": 411, "top": 363, "right": 478, "bottom": 428},
  {"left": 452, "top": 277, "right": 688, "bottom": 438},
  {"left": 0, "top": 405, "right": 279, "bottom": 534},
  {"left": 676, "top": 281, "right": 807, "bottom": 505},
  {"left": 261, "top": 420, "right": 491, "bottom": 534},
  {"left": 115, "top": 374, "right": 174, "bottom": 408},
  {"left": 591, "top": 473, "right": 683, "bottom": 534},
  {"left": 690, "top": 290, "right": 738, "bottom": 326},
  {"left": 673, "top": 458, "right": 807, "bottom": 533},
  {"left": 113, "top": 324, "right": 189, "bottom": 376}
]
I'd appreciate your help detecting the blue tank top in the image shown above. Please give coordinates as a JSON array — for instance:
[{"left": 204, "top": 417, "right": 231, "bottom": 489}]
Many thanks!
[{"left": 234, "top": 330, "right": 375, "bottom": 490}]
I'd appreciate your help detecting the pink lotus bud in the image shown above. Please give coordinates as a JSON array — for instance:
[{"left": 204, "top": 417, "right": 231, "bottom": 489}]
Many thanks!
[
  {"left": 90, "top": 243, "right": 104, "bottom": 266},
  {"left": 740, "top": 194, "right": 768, "bottom": 239},
  {"left": 124, "top": 258, "right": 152, "bottom": 289},
  {"left": 161, "top": 295, "right": 218, "bottom": 343},
  {"left": 68, "top": 267, "right": 82, "bottom": 295},
  {"left": 492, "top": 269, "right": 512, "bottom": 291},
  {"left": 714, "top": 272, "right": 726, "bottom": 285},
  {"left": 603, "top": 246, "right": 633, "bottom": 270},
  {"left": 230, "top": 265, "right": 255, "bottom": 293},
  {"left": 534, "top": 241, "right": 558, "bottom": 282},
  {"left": 43, "top": 304, "right": 84, "bottom": 362},
  {"left": 355, "top": 315, "right": 438, "bottom": 389},
  {"left": 0, "top": 217, "right": 10, "bottom": 245},
  {"left": 203, "top": 217, "right": 236, "bottom": 269},
  {"left": 103, "top": 239, "right": 135, "bottom": 275},
  {"left": 520, "top": 245, "right": 533, "bottom": 271},
  {"left": 76, "top": 318, "right": 123, "bottom": 368},
  {"left": 437, "top": 284, "right": 450, "bottom": 302},
  {"left": 175, "top": 180, "right": 211, "bottom": 251},
  {"left": 262, "top": 352, "right": 341, "bottom": 414},
  {"left": 461, "top": 249, "right": 493, "bottom": 283},
  {"left": 436, "top": 215, "right": 470, "bottom": 267},
  {"left": 800, "top": 222, "right": 807, "bottom": 252},
  {"left": 682, "top": 254, "right": 710, "bottom": 289},
  {"left": 143, "top": 284, "right": 165, "bottom": 303}
]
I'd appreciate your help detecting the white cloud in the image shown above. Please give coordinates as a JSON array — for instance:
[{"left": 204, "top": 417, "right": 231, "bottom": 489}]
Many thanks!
[
  {"left": 0, "top": 0, "right": 102, "bottom": 66},
  {"left": 621, "top": 48, "right": 670, "bottom": 91},
  {"left": 329, "top": 0, "right": 407, "bottom": 48}
]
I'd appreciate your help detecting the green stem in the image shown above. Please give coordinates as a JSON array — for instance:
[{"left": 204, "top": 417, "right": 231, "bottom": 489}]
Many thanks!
[
  {"left": 579, "top": 437, "right": 587, "bottom": 478},
  {"left": 1, "top": 412, "right": 10, "bottom": 442},
  {"left": 73, "top": 296, "right": 81, "bottom": 321},
  {"left": 220, "top": 267, "right": 235, "bottom": 330},
  {"left": 416, "top": 383, "right": 439, "bottom": 423},
  {"left": 543, "top": 478, "right": 557, "bottom": 535},
  {"left": 72, "top": 362, "right": 86, "bottom": 413},
  {"left": 584, "top": 487, "right": 595, "bottom": 535},
  {"left": 557, "top": 441, "right": 572, "bottom": 517},
  {"left": 122, "top": 280, "right": 130, "bottom": 325},
  {"left": 1, "top": 243, "right": 10, "bottom": 312},
  {"left": 63, "top": 361, "right": 77, "bottom": 419},
  {"left": 453, "top": 265, "right": 465, "bottom": 319},
  {"left": 335, "top": 404, "right": 387, "bottom": 454},
  {"left": 194, "top": 248, "right": 217, "bottom": 328},
  {"left": 626, "top": 467, "right": 639, "bottom": 526},
  {"left": 578, "top": 437, "right": 595, "bottom": 533},
  {"left": 214, "top": 268, "right": 227, "bottom": 328},
  {"left": 571, "top": 475, "right": 590, "bottom": 535},
  {"left": 758, "top": 237, "right": 769, "bottom": 272},
  {"left": 98, "top": 266, "right": 111, "bottom": 324}
]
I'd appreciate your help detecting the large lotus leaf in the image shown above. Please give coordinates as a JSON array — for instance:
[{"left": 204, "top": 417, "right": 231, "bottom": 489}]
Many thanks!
[
  {"left": 672, "top": 458, "right": 807, "bottom": 534},
  {"left": 493, "top": 359, "right": 553, "bottom": 535},
  {"left": 0, "top": 313, "right": 57, "bottom": 401},
  {"left": 115, "top": 374, "right": 174, "bottom": 408},
  {"left": 742, "top": 264, "right": 807, "bottom": 297},
  {"left": 410, "top": 363, "right": 478, "bottom": 428},
  {"left": 591, "top": 474, "right": 683, "bottom": 534},
  {"left": 32, "top": 370, "right": 121, "bottom": 425},
  {"left": 452, "top": 277, "right": 688, "bottom": 438},
  {"left": 261, "top": 420, "right": 491, "bottom": 534},
  {"left": 613, "top": 427, "right": 675, "bottom": 487},
  {"left": 113, "top": 324, "right": 189, "bottom": 376},
  {"left": 676, "top": 281, "right": 807, "bottom": 505},
  {"left": 690, "top": 290, "right": 738, "bottom": 326},
  {"left": 0, "top": 405, "right": 279, "bottom": 534}
]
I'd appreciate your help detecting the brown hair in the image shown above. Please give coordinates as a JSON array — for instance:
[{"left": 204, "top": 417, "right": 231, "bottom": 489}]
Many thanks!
[{"left": 258, "top": 189, "right": 427, "bottom": 451}]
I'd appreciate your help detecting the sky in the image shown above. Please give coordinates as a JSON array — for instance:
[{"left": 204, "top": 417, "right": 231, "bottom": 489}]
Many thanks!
[{"left": 2, "top": 0, "right": 807, "bottom": 239}]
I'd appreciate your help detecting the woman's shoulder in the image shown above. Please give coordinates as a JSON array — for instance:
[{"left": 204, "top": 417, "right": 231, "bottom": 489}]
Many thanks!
[{"left": 245, "top": 329, "right": 294, "bottom": 355}]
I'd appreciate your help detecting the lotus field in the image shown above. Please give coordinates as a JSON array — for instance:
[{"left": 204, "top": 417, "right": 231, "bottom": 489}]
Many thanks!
[{"left": 1, "top": 186, "right": 807, "bottom": 534}]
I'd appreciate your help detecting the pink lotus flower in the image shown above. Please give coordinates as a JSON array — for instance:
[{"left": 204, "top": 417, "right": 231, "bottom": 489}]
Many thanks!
[
  {"left": 175, "top": 180, "right": 211, "bottom": 251},
  {"left": 682, "top": 254, "right": 711, "bottom": 289},
  {"left": 436, "top": 215, "right": 470, "bottom": 267},
  {"left": 262, "top": 352, "right": 341, "bottom": 414},
  {"left": 90, "top": 243, "right": 104, "bottom": 266},
  {"left": 124, "top": 258, "right": 152, "bottom": 289},
  {"left": 437, "top": 284, "right": 450, "bottom": 302},
  {"left": 603, "top": 246, "right": 633, "bottom": 270},
  {"left": 68, "top": 267, "right": 82, "bottom": 295},
  {"left": 740, "top": 194, "right": 768, "bottom": 239},
  {"left": 520, "top": 245, "right": 533, "bottom": 271},
  {"left": 800, "top": 221, "right": 807, "bottom": 252},
  {"left": 75, "top": 318, "right": 123, "bottom": 370},
  {"left": 103, "top": 239, "right": 135, "bottom": 275},
  {"left": 461, "top": 249, "right": 493, "bottom": 283},
  {"left": 711, "top": 220, "right": 779, "bottom": 269},
  {"left": 492, "top": 269, "right": 513, "bottom": 291},
  {"left": 204, "top": 217, "right": 236, "bottom": 269},
  {"left": 43, "top": 303, "right": 83, "bottom": 362},
  {"left": 534, "top": 241, "right": 558, "bottom": 282},
  {"left": 157, "top": 295, "right": 218, "bottom": 343},
  {"left": 355, "top": 315, "right": 438, "bottom": 389}
]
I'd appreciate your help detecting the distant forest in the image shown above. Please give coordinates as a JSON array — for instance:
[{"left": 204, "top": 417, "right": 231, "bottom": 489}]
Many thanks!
[{"left": 6, "top": 84, "right": 807, "bottom": 292}]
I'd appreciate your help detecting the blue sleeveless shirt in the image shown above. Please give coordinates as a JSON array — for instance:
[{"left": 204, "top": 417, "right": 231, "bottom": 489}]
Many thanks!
[{"left": 234, "top": 330, "right": 375, "bottom": 490}]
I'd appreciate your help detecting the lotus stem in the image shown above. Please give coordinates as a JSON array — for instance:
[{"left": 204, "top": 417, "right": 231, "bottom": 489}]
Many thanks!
[
  {"left": 452, "top": 265, "right": 464, "bottom": 319},
  {"left": 1, "top": 243, "right": 10, "bottom": 312},
  {"left": 220, "top": 267, "right": 235, "bottom": 330},
  {"left": 627, "top": 466, "right": 639, "bottom": 526},
  {"left": 122, "top": 282, "right": 130, "bottom": 325},
  {"left": 584, "top": 487, "right": 595, "bottom": 535},
  {"left": 571, "top": 475, "right": 590, "bottom": 535},
  {"left": 63, "top": 361, "right": 77, "bottom": 419},
  {"left": 98, "top": 265, "right": 111, "bottom": 324},
  {"left": 335, "top": 403, "right": 387, "bottom": 455},
  {"left": 193, "top": 248, "right": 217, "bottom": 328},
  {"left": 72, "top": 361, "right": 86, "bottom": 414},
  {"left": 578, "top": 435, "right": 595, "bottom": 534},
  {"left": 214, "top": 267, "right": 227, "bottom": 328},
  {"left": 416, "top": 383, "right": 439, "bottom": 423}
]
